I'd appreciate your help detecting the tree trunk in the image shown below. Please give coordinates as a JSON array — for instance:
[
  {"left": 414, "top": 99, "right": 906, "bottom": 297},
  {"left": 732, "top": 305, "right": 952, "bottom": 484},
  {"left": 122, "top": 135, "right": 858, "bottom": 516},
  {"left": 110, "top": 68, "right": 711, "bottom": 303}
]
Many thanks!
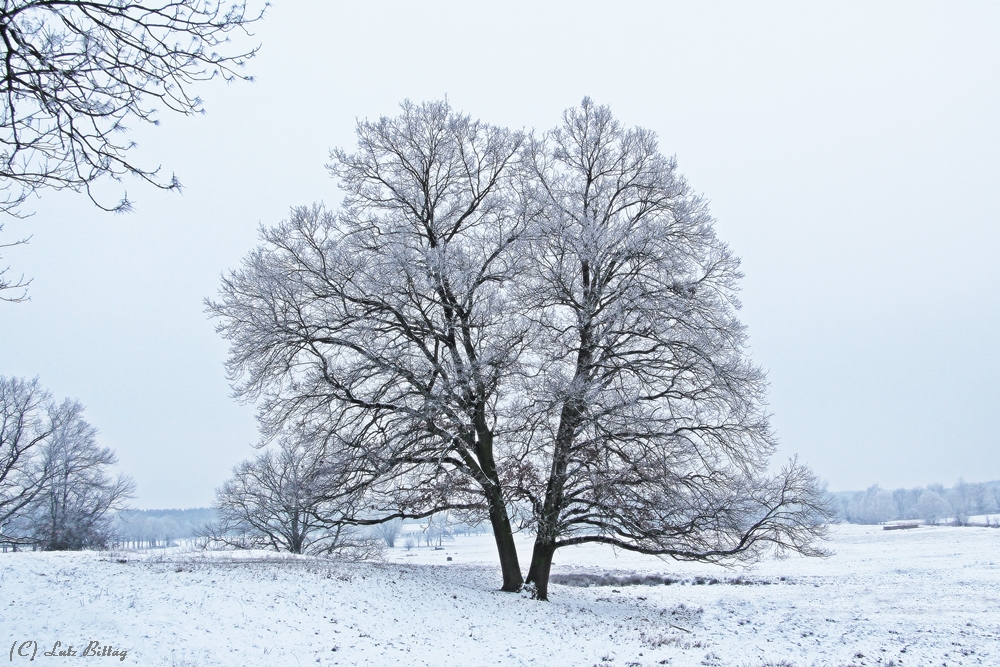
[
  {"left": 473, "top": 418, "right": 523, "bottom": 592},
  {"left": 525, "top": 387, "right": 587, "bottom": 600},
  {"left": 485, "top": 485, "right": 523, "bottom": 592},
  {"left": 525, "top": 539, "right": 556, "bottom": 601}
]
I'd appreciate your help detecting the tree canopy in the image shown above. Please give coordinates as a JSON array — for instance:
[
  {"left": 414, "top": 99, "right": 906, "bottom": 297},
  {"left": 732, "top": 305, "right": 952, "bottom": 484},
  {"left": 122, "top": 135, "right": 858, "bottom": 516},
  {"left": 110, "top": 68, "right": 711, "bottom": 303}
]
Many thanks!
[{"left": 211, "top": 99, "right": 833, "bottom": 599}]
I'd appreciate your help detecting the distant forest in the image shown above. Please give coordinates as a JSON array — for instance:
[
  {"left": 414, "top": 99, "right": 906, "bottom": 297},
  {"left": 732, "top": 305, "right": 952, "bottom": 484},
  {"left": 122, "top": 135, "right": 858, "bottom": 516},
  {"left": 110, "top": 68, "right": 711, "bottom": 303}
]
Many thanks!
[
  {"left": 114, "top": 508, "right": 217, "bottom": 548},
  {"left": 832, "top": 480, "right": 1000, "bottom": 525},
  {"left": 115, "top": 481, "right": 1000, "bottom": 548}
]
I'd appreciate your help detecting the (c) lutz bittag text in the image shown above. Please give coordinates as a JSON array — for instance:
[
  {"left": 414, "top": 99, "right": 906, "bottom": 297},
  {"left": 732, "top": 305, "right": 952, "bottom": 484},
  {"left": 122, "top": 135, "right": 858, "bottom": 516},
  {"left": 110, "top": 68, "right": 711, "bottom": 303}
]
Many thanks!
[{"left": 9, "top": 641, "right": 128, "bottom": 662}]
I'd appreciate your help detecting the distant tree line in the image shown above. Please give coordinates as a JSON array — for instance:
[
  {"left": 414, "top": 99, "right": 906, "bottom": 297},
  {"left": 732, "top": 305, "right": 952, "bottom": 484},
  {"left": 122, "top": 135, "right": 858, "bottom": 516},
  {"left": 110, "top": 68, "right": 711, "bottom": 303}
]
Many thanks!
[
  {"left": 1, "top": 376, "right": 134, "bottom": 550},
  {"left": 112, "top": 508, "right": 217, "bottom": 549},
  {"left": 833, "top": 480, "right": 1000, "bottom": 526}
]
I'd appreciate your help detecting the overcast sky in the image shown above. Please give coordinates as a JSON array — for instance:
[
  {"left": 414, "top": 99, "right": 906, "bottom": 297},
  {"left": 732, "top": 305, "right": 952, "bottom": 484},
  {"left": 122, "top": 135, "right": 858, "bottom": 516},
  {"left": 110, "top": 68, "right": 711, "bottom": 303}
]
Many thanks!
[{"left": 2, "top": 1, "right": 998, "bottom": 509}]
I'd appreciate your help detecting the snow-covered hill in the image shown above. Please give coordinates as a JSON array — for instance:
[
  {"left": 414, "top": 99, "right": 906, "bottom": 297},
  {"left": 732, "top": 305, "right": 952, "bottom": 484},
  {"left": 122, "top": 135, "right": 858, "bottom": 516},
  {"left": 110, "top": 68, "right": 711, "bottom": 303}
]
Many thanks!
[{"left": 4, "top": 524, "right": 998, "bottom": 666}]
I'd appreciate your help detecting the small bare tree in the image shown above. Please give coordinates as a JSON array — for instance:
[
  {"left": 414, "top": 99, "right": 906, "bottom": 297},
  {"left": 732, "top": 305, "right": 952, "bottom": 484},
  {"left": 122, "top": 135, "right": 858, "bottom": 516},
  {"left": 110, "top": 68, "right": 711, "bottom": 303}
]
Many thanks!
[
  {"left": 968, "top": 482, "right": 991, "bottom": 516},
  {"left": 206, "top": 438, "right": 363, "bottom": 555},
  {"left": 374, "top": 518, "right": 403, "bottom": 548},
  {"left": 427, "top": 512, "right": 454, "bottom": 548},
  {"left": 24, "top": 398, "right": 135, "bottom": 550},
  {"left": 917, "top": 490, "right": 948, "bottom": 525}
]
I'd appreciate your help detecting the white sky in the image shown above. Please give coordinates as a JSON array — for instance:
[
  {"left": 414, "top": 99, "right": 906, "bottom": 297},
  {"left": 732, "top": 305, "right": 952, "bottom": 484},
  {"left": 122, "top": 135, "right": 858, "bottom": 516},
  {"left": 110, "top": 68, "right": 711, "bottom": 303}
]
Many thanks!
[{"left": 2, "top": 1, "right": 998, "bottom": 509}]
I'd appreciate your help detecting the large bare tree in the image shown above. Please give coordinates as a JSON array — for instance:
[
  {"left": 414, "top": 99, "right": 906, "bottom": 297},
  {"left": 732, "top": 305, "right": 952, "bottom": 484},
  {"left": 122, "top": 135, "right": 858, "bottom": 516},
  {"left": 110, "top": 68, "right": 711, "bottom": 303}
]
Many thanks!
[
  {"left": 210, "top": 100, "right": 536, "bottom": 591},
  {"left": 0, "top": 375, "right": 51, "bottom": 541},
  {"left": 518, "top": 100, "right": 831, "bottom": 599},
  {"left": 1, "top": 377, "right": 134, "bottom": 549},
  {"left": 212, "top": 99, "right": 831, "bottom": 598}
]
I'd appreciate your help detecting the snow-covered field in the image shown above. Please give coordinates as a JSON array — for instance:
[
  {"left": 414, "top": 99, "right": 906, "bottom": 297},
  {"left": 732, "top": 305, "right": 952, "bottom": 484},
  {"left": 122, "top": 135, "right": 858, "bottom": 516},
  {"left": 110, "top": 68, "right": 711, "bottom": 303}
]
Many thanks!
[{"left": 3, "top": 524, "right": 998, "bottom": 666}]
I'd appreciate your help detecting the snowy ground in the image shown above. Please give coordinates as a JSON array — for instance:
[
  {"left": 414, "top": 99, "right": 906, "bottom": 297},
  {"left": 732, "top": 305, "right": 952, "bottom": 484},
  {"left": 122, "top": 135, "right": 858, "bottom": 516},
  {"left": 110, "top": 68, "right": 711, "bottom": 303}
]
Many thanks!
[{"left": 3, "top": 524, "right": 998, "bottom": 666}]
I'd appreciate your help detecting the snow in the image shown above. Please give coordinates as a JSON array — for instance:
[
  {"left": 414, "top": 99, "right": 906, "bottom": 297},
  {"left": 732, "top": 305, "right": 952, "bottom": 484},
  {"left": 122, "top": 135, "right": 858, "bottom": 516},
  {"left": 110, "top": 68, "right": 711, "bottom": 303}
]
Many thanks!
[{"left": 3, "top": 524, "right": 999, "bottom": 666}]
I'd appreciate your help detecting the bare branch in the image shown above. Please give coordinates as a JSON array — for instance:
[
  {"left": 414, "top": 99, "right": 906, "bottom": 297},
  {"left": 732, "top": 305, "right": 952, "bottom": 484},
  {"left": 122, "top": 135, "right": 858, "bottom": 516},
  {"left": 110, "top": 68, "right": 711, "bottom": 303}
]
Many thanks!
[{"left": 0, "top": 0, "right": 266, "bottom": 215}]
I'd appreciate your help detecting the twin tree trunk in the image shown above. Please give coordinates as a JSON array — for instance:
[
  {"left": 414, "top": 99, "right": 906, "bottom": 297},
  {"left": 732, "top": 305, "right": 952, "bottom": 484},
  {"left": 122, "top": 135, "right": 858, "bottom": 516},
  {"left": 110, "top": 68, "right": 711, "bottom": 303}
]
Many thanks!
[
  {"left": 473, "top": 423, "right": 524, "bottom": 592},
  {"left": 525, "top": 540, "right": 557, "bottom": 600},
  {"left": 522, "top": 429, "right": 575, "bottom": 601},
  {"left": 525, "top": 330, "right": 593, "bottom": 600},
  {"left": 486, "top": 486, "right": 524, "bottom": 592},
  {"left": 523, "top": 396, "right": 588, "bottom": 600}
]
